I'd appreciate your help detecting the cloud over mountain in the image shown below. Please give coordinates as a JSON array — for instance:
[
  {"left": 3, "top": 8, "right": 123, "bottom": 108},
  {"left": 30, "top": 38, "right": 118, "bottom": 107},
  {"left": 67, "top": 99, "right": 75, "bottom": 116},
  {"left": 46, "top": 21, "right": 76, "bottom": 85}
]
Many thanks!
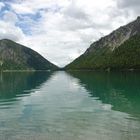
[{"left": 0, "top": 0, "right": 139, "bottom": 66}]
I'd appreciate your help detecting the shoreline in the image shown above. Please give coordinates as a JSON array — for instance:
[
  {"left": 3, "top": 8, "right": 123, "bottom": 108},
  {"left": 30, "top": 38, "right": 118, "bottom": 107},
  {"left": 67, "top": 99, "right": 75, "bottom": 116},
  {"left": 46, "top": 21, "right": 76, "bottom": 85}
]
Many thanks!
[
  {"left": 64, "top": 68, "right": 140, "bottom": 72},
  {"left": 1, "top": 68, "right": 140, "bottom": 73},
  {"left": 0, "top": 70, "right": 53, "bottom": 73}
]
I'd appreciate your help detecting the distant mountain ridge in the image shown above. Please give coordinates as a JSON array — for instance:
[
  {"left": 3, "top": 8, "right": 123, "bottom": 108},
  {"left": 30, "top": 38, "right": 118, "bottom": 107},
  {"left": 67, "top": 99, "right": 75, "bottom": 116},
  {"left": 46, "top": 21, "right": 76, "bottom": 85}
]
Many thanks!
[
  {"left": 0, "top": 39, "right": 58, "bottom": 70},
  {"left": 65, "top": 17, "right": 140, "bottom": 70}
]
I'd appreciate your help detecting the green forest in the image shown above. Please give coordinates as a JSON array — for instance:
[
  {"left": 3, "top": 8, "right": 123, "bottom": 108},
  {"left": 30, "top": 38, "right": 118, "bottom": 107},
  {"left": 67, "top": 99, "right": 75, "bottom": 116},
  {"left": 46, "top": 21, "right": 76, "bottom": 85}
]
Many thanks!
[{"left": 66, "top": 35, "right": 140, "bottom": 70}]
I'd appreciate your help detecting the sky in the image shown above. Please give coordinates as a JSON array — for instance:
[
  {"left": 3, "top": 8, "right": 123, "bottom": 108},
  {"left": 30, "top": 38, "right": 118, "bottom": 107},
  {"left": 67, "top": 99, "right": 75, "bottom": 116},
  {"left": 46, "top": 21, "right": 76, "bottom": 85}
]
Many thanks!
[{"left": 0, "top": 0, "right": 139, "bottom": 67}]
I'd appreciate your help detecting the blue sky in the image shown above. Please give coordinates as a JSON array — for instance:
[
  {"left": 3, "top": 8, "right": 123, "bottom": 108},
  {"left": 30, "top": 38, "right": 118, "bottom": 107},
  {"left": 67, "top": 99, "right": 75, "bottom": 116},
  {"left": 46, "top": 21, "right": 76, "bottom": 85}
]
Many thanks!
[{"left": 0, "top": 0, "right": 139, "bottom": 67}]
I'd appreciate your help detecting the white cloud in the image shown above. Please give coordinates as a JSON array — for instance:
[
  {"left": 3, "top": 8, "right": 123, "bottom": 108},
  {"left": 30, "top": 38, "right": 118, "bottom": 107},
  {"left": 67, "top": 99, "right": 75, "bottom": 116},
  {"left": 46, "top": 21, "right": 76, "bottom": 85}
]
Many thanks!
[
  {"left": 0, "top": 2, "right": 4, "bottom": 11},
  {"left": 0, "top": 0, "right": 139, "bottom": 67},
  {"left": 10, "top": 0, "right": 69, "bottom": 14},
  {"left": 0, "top": 21, "right": 24, "bottom": 41},
  {"left": 3, "top": 11, "right": 18, "bottom": 24},
  {"left": 0, "top": 11, "right": 25, "bottom": 42},
  {"left": 117, "top": 0, "right": 140, "bottom": 8},
  {"left": 116, "top": 0, "right": 140, "bottom": 16},
  {"left": 63, "top": 1, "right": 89, "bottom": 20}
]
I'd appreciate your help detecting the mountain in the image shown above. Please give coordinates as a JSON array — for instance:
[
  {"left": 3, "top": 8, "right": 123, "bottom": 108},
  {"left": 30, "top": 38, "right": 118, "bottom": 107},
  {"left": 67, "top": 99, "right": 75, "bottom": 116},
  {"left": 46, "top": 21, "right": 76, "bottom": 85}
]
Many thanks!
[
  {"left": 65, "top": 17, "right": 140, "bottom": 70},
  {"left": 0, "top": 39, "right": 58, "bottom": 71}
]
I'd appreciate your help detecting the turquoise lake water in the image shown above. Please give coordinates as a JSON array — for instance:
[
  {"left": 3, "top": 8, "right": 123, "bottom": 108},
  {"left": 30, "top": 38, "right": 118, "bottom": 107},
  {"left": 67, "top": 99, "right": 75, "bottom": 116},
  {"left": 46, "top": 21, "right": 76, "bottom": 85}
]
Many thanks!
[{"left": 0, "top": 71, "right": 140, "bottom": 140}]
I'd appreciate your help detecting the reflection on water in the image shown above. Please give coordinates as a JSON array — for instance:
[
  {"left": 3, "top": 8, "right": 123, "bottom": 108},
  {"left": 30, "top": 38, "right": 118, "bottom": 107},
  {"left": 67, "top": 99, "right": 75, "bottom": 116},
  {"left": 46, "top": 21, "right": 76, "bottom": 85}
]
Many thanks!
[
  {"left": 0, "top": 71, "right": 139, "bottom": 140},
  {"left": 68, "top": 71, "right": 140, "bottom": 119},
  {"left": 0, "top": 72, "right": 52, "bottom": 108}
]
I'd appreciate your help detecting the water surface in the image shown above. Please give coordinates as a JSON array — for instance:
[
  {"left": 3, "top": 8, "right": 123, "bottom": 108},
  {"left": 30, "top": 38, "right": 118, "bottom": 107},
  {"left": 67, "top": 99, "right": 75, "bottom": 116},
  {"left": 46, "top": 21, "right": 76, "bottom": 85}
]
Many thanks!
[{"left": 0, "top": 71, "right": 140, "bottom": 140}]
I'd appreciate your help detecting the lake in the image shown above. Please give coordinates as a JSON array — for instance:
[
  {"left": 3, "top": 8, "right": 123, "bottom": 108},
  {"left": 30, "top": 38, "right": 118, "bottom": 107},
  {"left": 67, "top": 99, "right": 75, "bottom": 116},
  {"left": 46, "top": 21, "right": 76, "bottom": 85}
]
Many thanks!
[{"left": 0, "top": 71, "right": 140, "bottom": 140}]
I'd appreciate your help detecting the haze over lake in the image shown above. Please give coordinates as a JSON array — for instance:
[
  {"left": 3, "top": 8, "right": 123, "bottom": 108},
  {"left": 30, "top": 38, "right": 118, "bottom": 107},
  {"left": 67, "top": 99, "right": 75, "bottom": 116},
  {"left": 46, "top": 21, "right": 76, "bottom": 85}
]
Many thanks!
[{"left": 0, "top": 71, "right": 140, "bottom": 140}]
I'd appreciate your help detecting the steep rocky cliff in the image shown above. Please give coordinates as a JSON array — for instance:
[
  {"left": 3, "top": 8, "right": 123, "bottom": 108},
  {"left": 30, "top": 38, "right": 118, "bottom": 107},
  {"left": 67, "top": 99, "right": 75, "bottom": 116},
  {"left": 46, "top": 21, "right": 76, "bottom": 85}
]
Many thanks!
[{"left": 65, "top": 17, "right": 140, "bottom": 70}]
